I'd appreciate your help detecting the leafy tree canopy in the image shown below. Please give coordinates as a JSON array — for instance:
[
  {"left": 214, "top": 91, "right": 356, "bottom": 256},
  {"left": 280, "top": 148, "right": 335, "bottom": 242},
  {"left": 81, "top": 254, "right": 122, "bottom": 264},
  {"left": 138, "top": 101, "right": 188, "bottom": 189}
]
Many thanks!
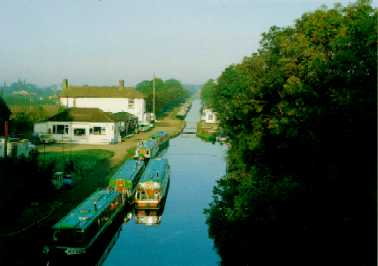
[{"left": 206, "top": 1, "right": 377, "bottom": 265}]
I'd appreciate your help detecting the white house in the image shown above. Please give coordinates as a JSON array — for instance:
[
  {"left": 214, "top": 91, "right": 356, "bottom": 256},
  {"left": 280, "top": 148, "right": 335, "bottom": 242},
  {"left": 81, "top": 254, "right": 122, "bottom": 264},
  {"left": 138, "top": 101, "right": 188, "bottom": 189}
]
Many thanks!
[
  {"left": 34, "top": 108, "right": 121, "bottom": 144},
  {"left": 59, "top": 79, "right": 146, "bottom": 122},
  {"left": 201, "top": 108, "right": 218, "bottom": 124}
]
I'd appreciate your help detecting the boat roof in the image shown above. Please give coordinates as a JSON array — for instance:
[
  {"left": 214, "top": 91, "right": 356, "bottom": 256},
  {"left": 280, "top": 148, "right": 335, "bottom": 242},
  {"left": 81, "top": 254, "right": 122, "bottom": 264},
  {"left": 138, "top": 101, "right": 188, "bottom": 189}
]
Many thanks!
[
  {"left": 139, "top": 158, "right": 169, "bottom": 183},
  {"left": 141, "top": 139, "right": 158, "bottom": 149},
  {"left": 110, "top": 159, "right": 144, "bottom": 181},
  {"left": 52, "top": 190, "right": 120, "bottom": 230},
  {"left": 151, "top": 131, "right": 168, "bottom": 139}
]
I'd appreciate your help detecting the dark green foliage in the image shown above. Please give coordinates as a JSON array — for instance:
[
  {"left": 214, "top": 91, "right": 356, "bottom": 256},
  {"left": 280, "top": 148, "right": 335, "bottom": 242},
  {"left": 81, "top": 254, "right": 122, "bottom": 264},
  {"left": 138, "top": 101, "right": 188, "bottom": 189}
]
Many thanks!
[
  {"left": 0, "top": 152, "right": 54, "bottom": 224},
  {"left": 205, "top": 1, "right": 377, "bottom": 265},
  {"left": 9, "top": 112, "right": 34, "bottom": 138},
  {"left": 200, "top": 79, "right": 217, "bottom": 108},
  {"left": 0, "top": 97, "right": 11, "bottom": 122},
  {"left": 136, "top": 78, "right": 189, "bottom": 117}
]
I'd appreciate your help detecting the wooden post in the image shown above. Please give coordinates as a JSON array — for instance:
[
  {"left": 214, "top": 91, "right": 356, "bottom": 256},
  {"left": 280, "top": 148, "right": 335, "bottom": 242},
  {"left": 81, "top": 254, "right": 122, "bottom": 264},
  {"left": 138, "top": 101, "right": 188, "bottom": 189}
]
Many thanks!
[{"left": 4, "top": 120, "right": 8, "bottom": 158}]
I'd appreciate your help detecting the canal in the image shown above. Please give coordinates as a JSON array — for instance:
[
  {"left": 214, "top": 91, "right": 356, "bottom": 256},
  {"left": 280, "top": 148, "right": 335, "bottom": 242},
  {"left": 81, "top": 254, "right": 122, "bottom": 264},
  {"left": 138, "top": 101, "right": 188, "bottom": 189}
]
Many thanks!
[{"left": 102, "top": 99, "right": 226, "bottom": 266}]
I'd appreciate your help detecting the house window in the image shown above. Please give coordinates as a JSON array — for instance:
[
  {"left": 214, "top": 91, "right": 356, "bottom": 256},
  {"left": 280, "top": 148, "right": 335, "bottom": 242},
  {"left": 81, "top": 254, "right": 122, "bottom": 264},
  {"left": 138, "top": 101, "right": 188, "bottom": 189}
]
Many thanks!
[
  {"left": 128, "top": 99, "right": 135, "bottom": 109},
  {"left": 90, "top": 127, "right": 106, "bottom": 135},
  {"left": 74, "top": 128, "right": 86, "bottom": 136},
  {"left": 53, "top": 125, "right": 69, "bottom": 134},
  {"left": 208, "top": 114, "right": 213, "bottom": 121}
]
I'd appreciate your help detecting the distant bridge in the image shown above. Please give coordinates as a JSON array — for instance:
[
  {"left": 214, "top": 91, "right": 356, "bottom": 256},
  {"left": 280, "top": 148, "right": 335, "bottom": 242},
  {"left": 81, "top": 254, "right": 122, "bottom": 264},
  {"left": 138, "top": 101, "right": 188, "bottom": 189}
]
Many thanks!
[{"left": 182, "top": 126, "right": 197, "bottom": 135}]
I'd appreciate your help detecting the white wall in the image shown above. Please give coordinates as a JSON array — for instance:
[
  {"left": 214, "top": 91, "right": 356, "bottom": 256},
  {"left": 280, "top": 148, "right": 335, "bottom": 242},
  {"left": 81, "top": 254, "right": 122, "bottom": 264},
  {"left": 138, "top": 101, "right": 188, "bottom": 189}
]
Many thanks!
[
  {"left": 60, "top": 97, "right": 145, "bottom": 122},
  {"left": 201, "top": 108, "right": 218, "bottom": 124},
  {"left": 34, "top": 121, "right": 120, "bottom": 144}
]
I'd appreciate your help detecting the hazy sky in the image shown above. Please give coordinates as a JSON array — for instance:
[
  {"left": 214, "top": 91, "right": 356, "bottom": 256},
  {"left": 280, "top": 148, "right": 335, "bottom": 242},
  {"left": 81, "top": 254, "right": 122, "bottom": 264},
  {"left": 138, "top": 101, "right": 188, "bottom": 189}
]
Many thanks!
[{"left": 1, "top": 0, "right": 376, "bottom": 86}]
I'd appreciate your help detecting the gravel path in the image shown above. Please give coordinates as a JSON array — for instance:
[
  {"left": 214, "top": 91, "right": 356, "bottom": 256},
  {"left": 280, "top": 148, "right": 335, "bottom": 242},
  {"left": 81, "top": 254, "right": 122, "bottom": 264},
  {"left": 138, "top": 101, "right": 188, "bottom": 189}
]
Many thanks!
[{"left": 37, "top": 119, "right": 185, "bottom": 167}]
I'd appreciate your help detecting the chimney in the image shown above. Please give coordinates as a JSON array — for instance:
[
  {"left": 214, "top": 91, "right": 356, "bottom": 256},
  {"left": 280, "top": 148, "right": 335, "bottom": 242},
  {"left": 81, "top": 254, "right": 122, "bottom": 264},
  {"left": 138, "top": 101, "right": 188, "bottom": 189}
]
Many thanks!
[
  {"left": 118, "top": 80, "right": 125, "bottom": 89},
  {"left": 62, "top": 79, "right": 68, "bottom": 90}
]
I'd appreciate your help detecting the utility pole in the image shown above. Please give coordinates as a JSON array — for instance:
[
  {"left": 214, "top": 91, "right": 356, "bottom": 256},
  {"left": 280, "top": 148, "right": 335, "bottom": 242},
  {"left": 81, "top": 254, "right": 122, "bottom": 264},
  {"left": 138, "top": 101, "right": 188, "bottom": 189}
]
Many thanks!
[{"left": 152, "top": 73, "right": 156, "bottom": 122}]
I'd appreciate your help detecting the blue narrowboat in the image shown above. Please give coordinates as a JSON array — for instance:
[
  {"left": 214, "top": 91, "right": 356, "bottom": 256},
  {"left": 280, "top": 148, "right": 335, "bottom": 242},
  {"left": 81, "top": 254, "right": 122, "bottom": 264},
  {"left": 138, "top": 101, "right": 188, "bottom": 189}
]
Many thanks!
[
  {"left": 108, "top": 159, "right": 145, "bottom": 202},
  {"left": 151, "top": 131, "right": 169, "bottom": 151},
  {"left": 134, "top": 139, "right": 159, "bottom": 160},
  {"left": 134, "top": 158, "right": 170, "bottom": 209},
  {"left": 48, "top": 190, "right": 123, "bottom": 256}
]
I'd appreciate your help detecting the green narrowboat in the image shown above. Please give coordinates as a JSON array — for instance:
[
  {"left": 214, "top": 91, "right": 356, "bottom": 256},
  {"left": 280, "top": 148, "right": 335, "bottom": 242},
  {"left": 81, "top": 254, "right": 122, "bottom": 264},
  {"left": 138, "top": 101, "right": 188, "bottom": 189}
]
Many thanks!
[
  {"left": 48, "top": 190, "right": 123, "bottom": 256},
  {"left": 134, "top": 158, "right": 170, "bottom": 209},
  {"left": 151, "top": 131, "right": 169, "bottom": 151},
  {"left": 108, "top": 159, "right": 145, "bottom": 201},
  {"left": 134, "top": 139, "right": 159, "bottom": 160}
]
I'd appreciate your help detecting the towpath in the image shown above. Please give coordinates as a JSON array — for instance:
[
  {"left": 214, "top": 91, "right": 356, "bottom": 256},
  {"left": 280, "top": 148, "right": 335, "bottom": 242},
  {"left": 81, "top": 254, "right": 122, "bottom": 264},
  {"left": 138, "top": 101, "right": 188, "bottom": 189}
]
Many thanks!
[{"left": 37, "top": 118, "right": 185, "bottom": 167}]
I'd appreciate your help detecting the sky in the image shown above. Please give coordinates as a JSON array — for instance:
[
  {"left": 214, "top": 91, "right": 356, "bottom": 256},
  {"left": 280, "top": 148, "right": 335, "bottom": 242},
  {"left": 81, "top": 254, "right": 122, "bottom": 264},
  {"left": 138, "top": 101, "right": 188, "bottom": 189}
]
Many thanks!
[{"left": 0, "top": 0, "right": 376, "bottom": 86}]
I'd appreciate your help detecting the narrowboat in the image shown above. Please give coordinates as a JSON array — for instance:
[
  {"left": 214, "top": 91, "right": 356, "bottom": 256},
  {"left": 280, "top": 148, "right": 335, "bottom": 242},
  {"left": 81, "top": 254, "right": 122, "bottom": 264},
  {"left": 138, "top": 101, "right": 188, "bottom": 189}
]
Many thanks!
[
  {"left": 134, "top": 158, "right": 169, "bottom": 209},
  {"left": 134, "top": 139, "right": 159, "bottom": 160},
  {"left": 134, "top": 158, "right": 170, "bottom": 209},
  {"left": 108, "top": 159, "right": 145, "bottom": 202},
  {"left": 48, "top": 190, "right": 123, "bottom": 256},
  {"left": 151, "top": 131, "right": 169, "bottom": 151}
]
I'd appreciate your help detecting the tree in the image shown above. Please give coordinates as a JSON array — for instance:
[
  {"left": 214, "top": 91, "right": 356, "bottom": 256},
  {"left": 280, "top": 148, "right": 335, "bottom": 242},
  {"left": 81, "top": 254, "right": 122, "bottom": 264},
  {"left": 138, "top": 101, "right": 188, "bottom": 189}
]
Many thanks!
[
  {"left": 205, "top": 1, "right": 377, "bottom": 265},
  {"left": 136, "top": 78, "right": 189, "bottom": 117}
]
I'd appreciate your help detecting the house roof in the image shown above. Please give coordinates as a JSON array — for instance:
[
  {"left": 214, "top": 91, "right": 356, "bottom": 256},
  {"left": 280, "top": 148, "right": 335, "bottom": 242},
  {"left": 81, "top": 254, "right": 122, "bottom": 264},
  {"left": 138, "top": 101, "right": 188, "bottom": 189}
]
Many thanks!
[
  {"left": 48, "top": 108, "right": 114, "bottom": 123},
  {"left": 60, "top": 86, "right": 144, "bottom": 99}
]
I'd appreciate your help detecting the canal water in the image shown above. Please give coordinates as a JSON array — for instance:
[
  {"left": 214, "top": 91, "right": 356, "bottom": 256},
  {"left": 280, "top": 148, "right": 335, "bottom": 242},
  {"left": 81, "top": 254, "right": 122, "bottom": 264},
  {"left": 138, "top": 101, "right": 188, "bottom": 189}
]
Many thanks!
[{"left": 102, "top": 99, "right": 226, "bottom": 266}]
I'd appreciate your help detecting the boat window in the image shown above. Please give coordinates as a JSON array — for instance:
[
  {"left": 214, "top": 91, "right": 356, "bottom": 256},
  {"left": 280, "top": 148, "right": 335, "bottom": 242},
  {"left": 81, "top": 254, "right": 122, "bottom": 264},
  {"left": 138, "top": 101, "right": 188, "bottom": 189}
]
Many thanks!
[{"left": 53, "top": 229, "right": 84, "bottom": 245}]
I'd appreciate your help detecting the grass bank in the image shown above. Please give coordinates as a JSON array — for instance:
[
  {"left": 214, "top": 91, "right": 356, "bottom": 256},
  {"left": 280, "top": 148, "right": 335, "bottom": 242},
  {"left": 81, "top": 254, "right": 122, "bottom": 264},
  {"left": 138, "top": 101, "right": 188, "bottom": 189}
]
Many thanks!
[{"left": 196, "top": 121, "right": 218, "bottom": 142}]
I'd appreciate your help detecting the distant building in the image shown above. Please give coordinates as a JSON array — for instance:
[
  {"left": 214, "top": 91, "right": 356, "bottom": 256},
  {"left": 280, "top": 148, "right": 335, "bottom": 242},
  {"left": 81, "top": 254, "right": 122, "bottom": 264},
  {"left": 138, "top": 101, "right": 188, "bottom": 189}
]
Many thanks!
[
  {"left": 201, "top": 108, "right": 218, "bottom": 124},
  {"left": 34, "top": 108, "right": 121, "bottom": 144},
  {"left": 59, "top": 79, "right": 146, "bottom": 122}
]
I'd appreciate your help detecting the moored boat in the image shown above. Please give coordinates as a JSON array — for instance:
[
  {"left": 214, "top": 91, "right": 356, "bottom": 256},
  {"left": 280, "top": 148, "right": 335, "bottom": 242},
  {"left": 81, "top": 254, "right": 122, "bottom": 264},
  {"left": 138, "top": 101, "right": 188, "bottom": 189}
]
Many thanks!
[
  {"left": 134, "top": 158, "right": 170, "bottom": 209},
  {"left": 108, "top": 159, "right": 145, "bottom": 202},
  {"left": 151, "top": 131, "right": 169, "bottom": 151},
  {"left": 134, "top": 139, "right": 159, "bottom": 160},
  {"left": 47, "top": 190, "right": 123, "bottom": 257}
]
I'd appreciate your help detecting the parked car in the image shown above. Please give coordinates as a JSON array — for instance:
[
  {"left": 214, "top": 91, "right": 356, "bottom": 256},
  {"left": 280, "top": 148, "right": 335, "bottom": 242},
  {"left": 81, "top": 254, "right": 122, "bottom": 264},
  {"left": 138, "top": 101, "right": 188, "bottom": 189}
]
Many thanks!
[{"left": 39, "top": 134, "right": 55, "bottom": 144}]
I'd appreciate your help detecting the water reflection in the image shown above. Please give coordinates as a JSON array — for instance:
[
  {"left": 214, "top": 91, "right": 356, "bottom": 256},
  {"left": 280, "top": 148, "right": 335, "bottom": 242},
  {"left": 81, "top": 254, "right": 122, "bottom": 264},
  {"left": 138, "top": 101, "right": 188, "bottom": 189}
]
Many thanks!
[
  {"left": 103, "top": 99, "right": 225, "bottom": 266},
  {"left": 134, "top": 204, "right": 166, "bottom": 226}
]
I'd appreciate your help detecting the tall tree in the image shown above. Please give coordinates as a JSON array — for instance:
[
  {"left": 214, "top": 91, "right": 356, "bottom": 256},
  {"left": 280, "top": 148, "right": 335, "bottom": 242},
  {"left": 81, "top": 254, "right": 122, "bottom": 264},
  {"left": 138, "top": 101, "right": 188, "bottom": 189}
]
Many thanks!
[{"left": 206, "top": 1, "right": 377, "bottom": 265}]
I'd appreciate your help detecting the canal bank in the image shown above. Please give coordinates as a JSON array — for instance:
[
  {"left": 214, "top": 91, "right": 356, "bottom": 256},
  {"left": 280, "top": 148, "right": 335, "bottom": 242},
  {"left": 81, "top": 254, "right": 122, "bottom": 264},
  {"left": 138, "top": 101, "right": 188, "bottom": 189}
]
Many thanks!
[{"left": 103, "top": 99, "right": 227, "bottom": 266}]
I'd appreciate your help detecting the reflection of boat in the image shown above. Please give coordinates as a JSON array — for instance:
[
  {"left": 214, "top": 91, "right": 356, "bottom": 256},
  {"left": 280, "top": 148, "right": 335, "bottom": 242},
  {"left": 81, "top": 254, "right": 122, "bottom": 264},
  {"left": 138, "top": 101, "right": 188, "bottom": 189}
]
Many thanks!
[
  {"left": 134, "top": 158, "right": 170, "bottom": 209},
  {"left": 134, "top": 200, "right": 166, "bottom": 225},
  {"left": 108, "top": 159, "right": 145, "bottom": 202},
  {"left": 48, "top": 190, "right": 123, "bottom": 257},
  {"left": 134, "top": 139, "right": 159, "bottom": 160},
  {"left": 151, "top": 131, "right": 169, "bottom": 150},
  {"left": 135, "top": 209, "right": 162, "bottom": 225}
]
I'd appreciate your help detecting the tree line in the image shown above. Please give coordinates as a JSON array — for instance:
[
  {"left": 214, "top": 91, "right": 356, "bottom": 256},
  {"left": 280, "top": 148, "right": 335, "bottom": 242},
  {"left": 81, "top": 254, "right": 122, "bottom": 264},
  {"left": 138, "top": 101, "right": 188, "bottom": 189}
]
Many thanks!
[
  {"left": 205, "top": 1, "right": 376, "bottom": 265},
  {"left": 136, "top": 78, "right": 190, "bottom": 118}
]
